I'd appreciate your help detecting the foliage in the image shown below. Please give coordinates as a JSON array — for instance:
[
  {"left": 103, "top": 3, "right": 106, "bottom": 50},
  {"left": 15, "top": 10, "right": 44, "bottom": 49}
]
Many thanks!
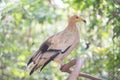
[{"left": 0, "top": 0, "right": 120, "bottom": 80}]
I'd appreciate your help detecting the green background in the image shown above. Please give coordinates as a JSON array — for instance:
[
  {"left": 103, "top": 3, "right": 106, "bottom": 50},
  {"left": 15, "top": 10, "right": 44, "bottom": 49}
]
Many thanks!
[{"left": 0, "top": 0, "right": 120, "bottom": 80}]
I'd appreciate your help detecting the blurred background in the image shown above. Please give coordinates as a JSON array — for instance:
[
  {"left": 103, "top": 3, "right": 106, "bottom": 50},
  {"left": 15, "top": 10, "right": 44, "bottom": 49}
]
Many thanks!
[{"left": 0, "top": 0, "right": 120, "bottom": 80}]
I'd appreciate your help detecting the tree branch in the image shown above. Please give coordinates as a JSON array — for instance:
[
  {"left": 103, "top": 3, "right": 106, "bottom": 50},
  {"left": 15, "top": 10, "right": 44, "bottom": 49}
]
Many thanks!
[
  {"left": 68, "top": 58, "right": 83, "bottom": 80},
  {"left": 60, "top": 58, "right": 102, "bottom": 80}
]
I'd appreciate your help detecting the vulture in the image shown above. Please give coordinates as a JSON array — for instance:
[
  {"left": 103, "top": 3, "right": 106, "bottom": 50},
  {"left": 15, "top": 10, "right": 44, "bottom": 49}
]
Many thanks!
[{"left": 27, "top": 15, "right": 86, "bottom": 75}]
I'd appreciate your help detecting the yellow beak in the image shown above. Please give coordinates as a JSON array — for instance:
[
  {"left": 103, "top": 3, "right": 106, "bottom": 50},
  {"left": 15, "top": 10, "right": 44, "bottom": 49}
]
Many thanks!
[{"left": 78, "top": 18, "right": 86, "bottom": 23}]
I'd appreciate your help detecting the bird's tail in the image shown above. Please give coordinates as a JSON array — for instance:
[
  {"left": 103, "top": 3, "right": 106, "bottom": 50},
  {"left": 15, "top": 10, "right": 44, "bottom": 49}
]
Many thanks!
[{"left": 27, "top": 52, "right": 48, "bottom": 75}]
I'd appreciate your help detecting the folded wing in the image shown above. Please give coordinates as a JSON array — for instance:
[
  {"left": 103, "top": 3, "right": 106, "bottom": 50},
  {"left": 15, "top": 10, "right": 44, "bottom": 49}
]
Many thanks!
[{"left": 27, "top": 32, "right": 73, "bottom": 75}]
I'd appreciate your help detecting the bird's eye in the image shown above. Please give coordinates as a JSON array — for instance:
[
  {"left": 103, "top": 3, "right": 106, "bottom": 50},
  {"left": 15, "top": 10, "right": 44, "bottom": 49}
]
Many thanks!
[{"left": 76, "top": 16, "right": 79, "bottom": 19}]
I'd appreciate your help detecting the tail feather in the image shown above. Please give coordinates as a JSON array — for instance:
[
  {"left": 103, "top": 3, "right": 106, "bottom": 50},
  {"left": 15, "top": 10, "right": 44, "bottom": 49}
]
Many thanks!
[
  {"left": 27, "top": 51, "right": 57, "bottom": 75},
  {"left": 27, "top": 51, "right": 42, "bottom": 66},
  {"left": 30, "top": 64, "right": 37, "bottom": 75},
  {"left": 27, "top": 52, "right": 41, "bottom": 75},
  {"left": 27, "top": 52, "right": 38, "bottom": 66},
  {"left": 27, "top": 52, "right": 48, "bottom": 75},
  {"left": 33, "top": 52, "right": 42, "bottom": 64},
  {"left": 29, "top": 58, "right": 48, "bottom": 75},
  {"left": 27, "top": 58, "right": 32, "bottom": 66}
]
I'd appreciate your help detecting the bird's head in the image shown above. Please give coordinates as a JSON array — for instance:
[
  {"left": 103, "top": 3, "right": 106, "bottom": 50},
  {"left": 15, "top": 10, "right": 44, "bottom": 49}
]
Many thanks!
[{"left": 69, "top": 15, "right": 86, "bottom": 24}]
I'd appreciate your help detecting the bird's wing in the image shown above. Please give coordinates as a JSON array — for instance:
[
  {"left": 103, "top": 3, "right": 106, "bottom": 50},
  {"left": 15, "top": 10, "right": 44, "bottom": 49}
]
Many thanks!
[{"left": 27, "top": 31, "right": 74, "bottom": 75}]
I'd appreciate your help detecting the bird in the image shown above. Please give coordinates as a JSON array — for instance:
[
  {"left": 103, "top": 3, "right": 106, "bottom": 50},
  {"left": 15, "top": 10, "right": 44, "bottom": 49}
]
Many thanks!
[{"left": 27, "top": 15, "right": 86, "bottom": 75}]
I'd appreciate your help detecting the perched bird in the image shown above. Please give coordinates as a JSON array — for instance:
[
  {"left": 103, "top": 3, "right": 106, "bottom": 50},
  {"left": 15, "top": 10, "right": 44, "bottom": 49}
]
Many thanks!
[{"left": 27, "top": 15, "right": 86, "bottom": 75}]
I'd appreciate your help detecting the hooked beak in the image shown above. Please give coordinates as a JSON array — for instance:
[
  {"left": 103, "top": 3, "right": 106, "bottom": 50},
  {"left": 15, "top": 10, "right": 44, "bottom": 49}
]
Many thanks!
[{"left": 78, "top": 17, "right": 86, "bottom": 23}]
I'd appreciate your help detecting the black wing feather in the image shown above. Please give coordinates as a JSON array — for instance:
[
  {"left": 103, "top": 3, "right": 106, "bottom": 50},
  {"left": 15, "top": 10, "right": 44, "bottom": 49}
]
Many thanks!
[
  {"left": 27, "top": 42, "right": 50, "bottom": 66},
  {"left": 40, "top": 45, "right": 71, "bottom": 71}
]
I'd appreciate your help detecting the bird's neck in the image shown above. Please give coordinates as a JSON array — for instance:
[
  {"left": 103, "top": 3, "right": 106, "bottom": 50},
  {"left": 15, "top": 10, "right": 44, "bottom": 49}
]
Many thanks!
[{"left": 66, "top": 23, "right": 78, "bottom": 32}]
